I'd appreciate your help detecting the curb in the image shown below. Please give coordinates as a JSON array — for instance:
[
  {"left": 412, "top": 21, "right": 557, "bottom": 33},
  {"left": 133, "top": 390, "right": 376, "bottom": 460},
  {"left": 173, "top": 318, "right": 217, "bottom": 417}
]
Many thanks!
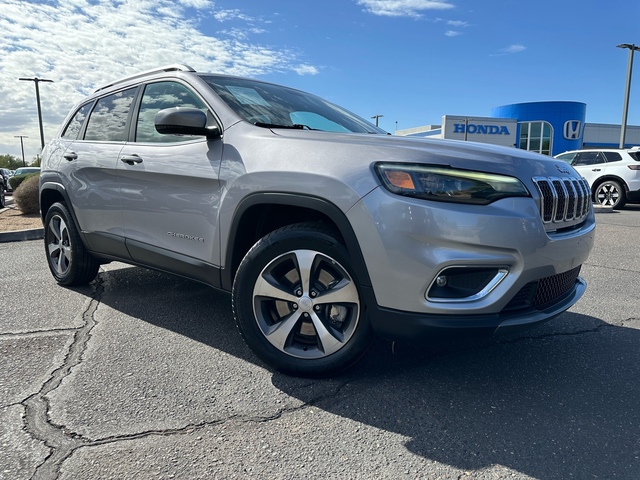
[
  {"left": 0, "top": 227, "right": 44, "bottom": 243},
  {"left": 593, "top": 205, "right": 615, "bottom": 214},
  {"left": 0, "top": 201, "right": 44, "bottom": 243}
]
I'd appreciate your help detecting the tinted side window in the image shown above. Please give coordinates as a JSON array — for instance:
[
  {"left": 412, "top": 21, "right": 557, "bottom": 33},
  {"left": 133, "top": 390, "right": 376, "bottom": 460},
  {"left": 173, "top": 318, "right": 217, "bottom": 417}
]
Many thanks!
[
  {"left": 84, "top": 88, "right": 137, "bottom": 142},
  {"left": 572, "top": 152, "right": 605, "bottom": 166},
  {"left": 135, "top": 82, "right": 207, "bottom": 143},
  {"left": 556, "top": 153, "right": 576, "bottom": 163},
  {"left": 62, "top": 103, "right": 92, "bottom": 140},
  {"left": 602, "top": 152, "right": 622, "bottom": 162}
]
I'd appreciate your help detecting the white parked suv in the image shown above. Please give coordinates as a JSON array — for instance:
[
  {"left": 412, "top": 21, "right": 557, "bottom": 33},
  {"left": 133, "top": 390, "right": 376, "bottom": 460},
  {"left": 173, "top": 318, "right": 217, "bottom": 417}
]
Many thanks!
[
  {"left": 39, "top": 65, "right": 595, "bottom": 376},
  {"left": 555, "top": 147, "right": 640, "bottom": 209}
]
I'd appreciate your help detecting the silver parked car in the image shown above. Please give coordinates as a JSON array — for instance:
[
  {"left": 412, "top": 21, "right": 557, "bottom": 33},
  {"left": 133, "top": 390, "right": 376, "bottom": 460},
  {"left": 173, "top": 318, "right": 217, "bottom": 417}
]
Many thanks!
[{"left": 39, "top": 65, "right": 595, "bottom": 376}]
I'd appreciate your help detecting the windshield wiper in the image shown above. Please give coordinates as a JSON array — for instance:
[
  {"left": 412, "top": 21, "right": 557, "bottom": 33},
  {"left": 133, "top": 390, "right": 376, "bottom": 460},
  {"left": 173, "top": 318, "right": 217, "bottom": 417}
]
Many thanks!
[{"left": 254, "top": 122, "right": 317, "bottom": 130}]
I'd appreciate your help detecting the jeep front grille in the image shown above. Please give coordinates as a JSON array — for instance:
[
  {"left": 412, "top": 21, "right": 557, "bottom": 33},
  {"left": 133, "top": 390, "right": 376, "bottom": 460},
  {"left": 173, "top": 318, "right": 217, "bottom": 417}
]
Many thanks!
[{"left": 533, "top": 177, "right": 591, "bottom": 224}]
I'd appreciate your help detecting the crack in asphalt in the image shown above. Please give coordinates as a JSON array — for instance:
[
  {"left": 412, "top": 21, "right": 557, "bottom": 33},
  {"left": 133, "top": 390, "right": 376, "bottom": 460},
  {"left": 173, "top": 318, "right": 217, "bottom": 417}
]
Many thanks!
[
  {"left": 494, "top": 323, "right": 613, "bottom": 345},
  {"left": 0, "top": 328, "right": 80, "bottom": 339},
  {"left": 583, "top": 261, "right": 640, "bottom": 274},
  {"left": 23, "top": 276, "right": 104, "bottom": 480},
  {"left": 19, "top": 272, "right": 351, "bottom": 479}
]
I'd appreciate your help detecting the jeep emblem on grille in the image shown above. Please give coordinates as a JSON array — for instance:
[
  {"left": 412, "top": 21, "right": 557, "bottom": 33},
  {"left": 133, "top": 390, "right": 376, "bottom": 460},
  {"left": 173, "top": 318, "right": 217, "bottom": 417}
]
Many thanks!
[{"left": 556, "top": 164, "right": 570, "bottom": 174}]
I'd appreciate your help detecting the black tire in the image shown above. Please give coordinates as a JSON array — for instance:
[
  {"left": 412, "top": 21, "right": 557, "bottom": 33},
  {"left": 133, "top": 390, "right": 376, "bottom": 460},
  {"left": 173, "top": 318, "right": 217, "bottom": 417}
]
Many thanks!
[
  {"left": 44, "top": 202, "right": 99, "bottom": 286},
  {"left": 232, "top": 223, "right": 373, "bottom": 377},
  {"left": 594, "top": 180, "right": 626, "bottom": 209}
]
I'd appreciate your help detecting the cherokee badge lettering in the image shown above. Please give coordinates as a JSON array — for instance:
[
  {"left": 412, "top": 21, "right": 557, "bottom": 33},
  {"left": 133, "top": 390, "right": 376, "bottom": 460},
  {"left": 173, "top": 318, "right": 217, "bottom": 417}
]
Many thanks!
[{"left": 167, "top": 231, "right": 205, "bottom": 242}]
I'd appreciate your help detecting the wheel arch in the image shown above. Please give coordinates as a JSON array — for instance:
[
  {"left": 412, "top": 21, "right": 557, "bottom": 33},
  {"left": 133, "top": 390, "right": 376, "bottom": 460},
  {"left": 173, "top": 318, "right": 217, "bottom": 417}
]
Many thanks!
[
  {"left": 40, "top": 181, "right": 72, "bottom": 223},
  {"left": 221, "top": 193, "right": 373, "bottom": 292},
  {"left": 40, "top": 181, "right": 89, "bottom": 241},
  {"left": 591, "top": 175, "right": 630, "bottom": 195}
]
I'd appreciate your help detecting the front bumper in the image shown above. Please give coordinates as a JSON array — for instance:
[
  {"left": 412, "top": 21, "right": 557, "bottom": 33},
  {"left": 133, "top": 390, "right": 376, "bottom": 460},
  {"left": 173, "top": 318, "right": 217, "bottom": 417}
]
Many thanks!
[
  {"left": 347, "top": 185, "right": 594, "bottom": 337},
  {"left": 365, "top": 275, "right": 586, "bottom": 341}
]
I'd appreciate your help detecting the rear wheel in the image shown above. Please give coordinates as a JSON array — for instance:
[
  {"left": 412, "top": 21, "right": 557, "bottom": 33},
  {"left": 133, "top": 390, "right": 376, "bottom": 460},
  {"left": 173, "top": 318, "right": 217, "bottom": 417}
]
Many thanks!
[
  {"left": 44, "top": 202, "right": 99, "bottom": 286},
  {"left": 232, "top": 223, "right": 372, "bottom": 377},
  {"left": 594, "top": 180, "right": 626, "bottom": 208}
]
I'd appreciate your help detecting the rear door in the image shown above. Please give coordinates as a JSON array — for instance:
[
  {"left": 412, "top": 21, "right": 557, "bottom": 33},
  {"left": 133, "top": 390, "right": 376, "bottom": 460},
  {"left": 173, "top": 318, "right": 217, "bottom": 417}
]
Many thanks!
[
  {"left": 571, "top": 151, "right": 608, "bottom": 186},
  {"left": 116, "top": 80, "right": 224, "bottom": 276},
  {"left": 58, "top": 87, "right": 138, "bottom": 256}
]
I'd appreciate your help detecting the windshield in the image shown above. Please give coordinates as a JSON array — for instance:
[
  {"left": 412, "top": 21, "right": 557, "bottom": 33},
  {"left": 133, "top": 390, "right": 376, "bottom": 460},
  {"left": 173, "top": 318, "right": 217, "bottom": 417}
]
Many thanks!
[{"left": 201, "top": 75, "right": 386, "bottom": 134}]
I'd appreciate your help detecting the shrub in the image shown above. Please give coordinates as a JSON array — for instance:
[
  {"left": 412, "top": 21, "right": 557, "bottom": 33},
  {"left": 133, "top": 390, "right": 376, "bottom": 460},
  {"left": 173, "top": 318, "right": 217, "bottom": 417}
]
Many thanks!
[
  {"left": 9, "top": 173, "right": 39, "bottom": 191},
  {"left": 13, "top": 174, "right": 40, "bottom": 214}
]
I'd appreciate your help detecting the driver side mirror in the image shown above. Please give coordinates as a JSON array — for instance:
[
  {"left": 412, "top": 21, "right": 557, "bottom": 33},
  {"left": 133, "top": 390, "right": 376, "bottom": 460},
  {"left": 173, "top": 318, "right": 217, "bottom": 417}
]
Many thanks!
[{"left": 155, "top": 107, "right": 221, "bottom": 139}]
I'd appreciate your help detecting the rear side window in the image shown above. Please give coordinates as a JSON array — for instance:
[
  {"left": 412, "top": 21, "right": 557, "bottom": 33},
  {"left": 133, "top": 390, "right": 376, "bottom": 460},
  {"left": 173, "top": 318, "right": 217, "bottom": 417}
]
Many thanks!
[
  {"left": 602, "top": 152, "right": 622, "bottom": 162},
  {"left": 135, "top": 81, "right": 208, "bottom": 143},
  {"left": 84, "top": 88, "right": 137, "bottom": 142},
  {"left": 555, "top": 152, "right": 577, "bottom": 163},
  {"left": 572, "top": 151, "right": 605, "bottom": 166},
  {"left": 62, "top": 103, "right": 92, "bottom": 140}
]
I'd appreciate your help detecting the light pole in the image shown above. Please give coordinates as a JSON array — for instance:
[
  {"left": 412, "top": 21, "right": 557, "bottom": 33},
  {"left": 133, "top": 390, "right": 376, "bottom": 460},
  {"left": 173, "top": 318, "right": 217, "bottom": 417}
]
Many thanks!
[
  {"left": 18, "top": 76, "right": 53, "bottom": 151},
  {"left": 617, "top": 43, "right": 640, "bottom": 148},
  {"left": 14, "top": 135, "right": 28, "bottom": 166},
  {"left": 371, "top": 114, "right": 383, "bottom": 127}
]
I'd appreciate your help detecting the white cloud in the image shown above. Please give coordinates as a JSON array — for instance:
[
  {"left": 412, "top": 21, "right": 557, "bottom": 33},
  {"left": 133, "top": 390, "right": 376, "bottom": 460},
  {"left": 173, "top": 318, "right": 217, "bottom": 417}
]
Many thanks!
[
  {"left": 219, "top": 27, "right": 268, "bottom": 41},
  {"left": 294, "top": 64, "right": 320, "bottom": 76},
  {"left": 499, "top": 44, "right": 527, "bottom": 54},
  {"left": 447, "top": 20, "right": 468, "bottom": 27},
  {"left": 213, "top": 9, "right": 255, "bottom": 23},
  {"left": 0, "top": 0, "right": 318, "bottom": 160},
  {"left": 445, "top": 30, "right": 461, "bottom": 37},
  {"left": 356, "top": 0, "right": 454, "bottom": 18}
]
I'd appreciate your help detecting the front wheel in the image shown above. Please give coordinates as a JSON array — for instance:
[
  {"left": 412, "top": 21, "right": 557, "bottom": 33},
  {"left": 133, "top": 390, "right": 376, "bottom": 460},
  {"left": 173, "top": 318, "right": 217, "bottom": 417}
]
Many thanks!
[
  {"left": 594, "top": 180, "right": 626, "bottom": 209},
  {"left": 232, "top": 223, "right": 373, "bottom": 377},
  {"left": 44, "top": 202, "right": 99, "bottom": 286}
]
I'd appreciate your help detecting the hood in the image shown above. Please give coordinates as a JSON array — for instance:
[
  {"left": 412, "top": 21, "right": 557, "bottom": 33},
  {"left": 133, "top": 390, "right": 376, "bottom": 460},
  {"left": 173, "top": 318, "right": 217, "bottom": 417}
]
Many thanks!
[{"left": 268, "top": 129, "right": 580, "bottom": 182}]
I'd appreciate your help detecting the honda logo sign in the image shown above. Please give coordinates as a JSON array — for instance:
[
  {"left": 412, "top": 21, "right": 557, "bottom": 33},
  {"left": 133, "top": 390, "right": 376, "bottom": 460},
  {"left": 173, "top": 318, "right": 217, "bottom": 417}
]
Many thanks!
[{"left": 563, "top": 120, "right": 582, "bottom": 140}]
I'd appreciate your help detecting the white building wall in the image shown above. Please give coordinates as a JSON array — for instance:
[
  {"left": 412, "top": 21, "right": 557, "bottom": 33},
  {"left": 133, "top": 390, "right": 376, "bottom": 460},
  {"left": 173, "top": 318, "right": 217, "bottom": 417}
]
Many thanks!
[{"left": 583, "top": 123, "right": 640, "bottom": 148}]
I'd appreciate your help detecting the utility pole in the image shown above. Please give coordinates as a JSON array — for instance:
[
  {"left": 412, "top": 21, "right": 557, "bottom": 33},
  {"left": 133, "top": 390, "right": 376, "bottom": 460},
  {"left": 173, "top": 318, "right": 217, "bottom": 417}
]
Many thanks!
[
  {"left": 14, "top": 135, "right": 28, "bottom": 166},
  {"left": 371, "top": 114, "right": 383, "bottom": 127},
  {"left": 18, "top": 76, "right": 54, "bottom": 151},
  {"left": 617, "top": 44, "right": 640, "bottom": 148}
]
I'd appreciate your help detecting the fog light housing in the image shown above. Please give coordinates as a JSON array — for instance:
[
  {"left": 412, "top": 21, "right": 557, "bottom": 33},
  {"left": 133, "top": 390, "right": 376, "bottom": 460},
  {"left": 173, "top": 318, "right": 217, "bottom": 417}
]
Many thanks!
[{"left": 427, "top": 267, "right": 508, "bottom": 302}]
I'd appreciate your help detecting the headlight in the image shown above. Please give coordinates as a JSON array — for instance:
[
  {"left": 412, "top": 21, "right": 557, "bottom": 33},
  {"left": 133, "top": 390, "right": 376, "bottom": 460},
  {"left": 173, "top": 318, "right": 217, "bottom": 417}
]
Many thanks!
[{"left": 375, "top": 163, "right": 530, "bottom": 205}]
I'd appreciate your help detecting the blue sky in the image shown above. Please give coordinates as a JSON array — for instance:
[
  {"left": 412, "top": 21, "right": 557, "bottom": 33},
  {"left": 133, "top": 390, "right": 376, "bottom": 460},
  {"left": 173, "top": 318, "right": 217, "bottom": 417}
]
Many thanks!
[{"left": 1, "top": 0, "right": 639, "bottom": 161}]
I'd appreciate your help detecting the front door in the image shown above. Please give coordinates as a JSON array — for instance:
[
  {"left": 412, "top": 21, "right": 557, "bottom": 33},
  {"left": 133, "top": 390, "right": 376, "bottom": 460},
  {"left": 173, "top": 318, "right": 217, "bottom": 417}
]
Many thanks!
[{"left": 116, "top": 81, "right": 224, "bottom": 278}]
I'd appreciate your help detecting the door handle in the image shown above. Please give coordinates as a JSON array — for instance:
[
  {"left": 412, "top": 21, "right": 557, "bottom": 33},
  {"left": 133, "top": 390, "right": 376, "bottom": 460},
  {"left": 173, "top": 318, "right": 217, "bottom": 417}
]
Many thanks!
[
  {"left": 63, "top": 152, "right": 78, "bottom": 161},
  {"left": 120, "top": 154, "right": 143, "bottom": 165},
  {"left": 592, "top": 168, "right": 601, "bottom": 172}
]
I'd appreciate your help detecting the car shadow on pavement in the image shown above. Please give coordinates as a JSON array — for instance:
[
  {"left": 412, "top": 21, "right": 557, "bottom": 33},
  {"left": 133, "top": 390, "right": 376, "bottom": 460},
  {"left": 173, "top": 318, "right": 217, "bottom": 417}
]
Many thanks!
[{"left": 85, "top": 264, "right": 639, "bottom": 479}]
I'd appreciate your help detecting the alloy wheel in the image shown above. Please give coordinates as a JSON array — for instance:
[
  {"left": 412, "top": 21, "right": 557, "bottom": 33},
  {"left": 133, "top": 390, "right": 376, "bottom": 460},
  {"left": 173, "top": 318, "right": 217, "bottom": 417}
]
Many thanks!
[
  {"left": 47, "top": 214, "right": 72, "bottom": 277},
  {"left": 252, "top": 249, "right": 360, "bottom": 359},
  {"left": 595, "top": 182, "right": 622, "bottom": 207}
]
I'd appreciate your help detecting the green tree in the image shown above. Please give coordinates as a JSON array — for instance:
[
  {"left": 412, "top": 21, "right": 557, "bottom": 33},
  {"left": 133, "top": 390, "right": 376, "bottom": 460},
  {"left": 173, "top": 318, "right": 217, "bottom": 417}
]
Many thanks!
[{"left": 0, "top": 154, "right": 23, "bottom": 170}]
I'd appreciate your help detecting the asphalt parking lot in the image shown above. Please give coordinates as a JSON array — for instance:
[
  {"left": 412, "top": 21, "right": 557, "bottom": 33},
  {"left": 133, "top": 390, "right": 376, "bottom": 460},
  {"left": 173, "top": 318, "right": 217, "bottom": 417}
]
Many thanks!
[{"left": 1, "top": 206, "right": 639, "bottom": 480}]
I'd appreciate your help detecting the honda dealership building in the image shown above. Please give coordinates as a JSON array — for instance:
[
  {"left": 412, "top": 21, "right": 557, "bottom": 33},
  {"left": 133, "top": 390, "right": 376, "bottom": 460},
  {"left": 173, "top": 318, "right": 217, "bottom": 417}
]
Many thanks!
[{"left": 396, "top": 101, "right": 640, "bottom": 156}]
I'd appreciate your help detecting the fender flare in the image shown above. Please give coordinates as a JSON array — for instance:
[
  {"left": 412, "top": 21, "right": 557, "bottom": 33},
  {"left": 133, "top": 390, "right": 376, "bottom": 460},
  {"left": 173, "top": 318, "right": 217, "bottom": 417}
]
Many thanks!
[{"left": 221, "top": 192, "right": 373, "bottom": 294}]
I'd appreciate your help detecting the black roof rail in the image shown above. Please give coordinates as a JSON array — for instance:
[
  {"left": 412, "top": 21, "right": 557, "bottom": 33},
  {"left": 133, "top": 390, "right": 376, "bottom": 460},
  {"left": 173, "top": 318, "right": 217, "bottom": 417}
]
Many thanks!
[{"left": 94, "top": 64, "right": 196, "bottom": 92}]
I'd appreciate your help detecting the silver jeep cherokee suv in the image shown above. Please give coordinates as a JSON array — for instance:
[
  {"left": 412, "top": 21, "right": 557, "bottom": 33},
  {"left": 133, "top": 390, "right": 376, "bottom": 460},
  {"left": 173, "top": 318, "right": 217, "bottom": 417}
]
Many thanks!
[{"left": 39, "top": 65, "right": 595, "bottom": 376}]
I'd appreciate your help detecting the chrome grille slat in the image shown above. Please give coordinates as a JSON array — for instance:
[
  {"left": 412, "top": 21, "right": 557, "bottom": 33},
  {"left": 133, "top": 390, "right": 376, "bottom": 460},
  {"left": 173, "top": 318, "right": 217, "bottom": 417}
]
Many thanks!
[
  {"left": 533, "top": 177, "right": 591, "bottom": 225},
  {"left": 562, "top": 179, "right": 577, "bottom": 220}
]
